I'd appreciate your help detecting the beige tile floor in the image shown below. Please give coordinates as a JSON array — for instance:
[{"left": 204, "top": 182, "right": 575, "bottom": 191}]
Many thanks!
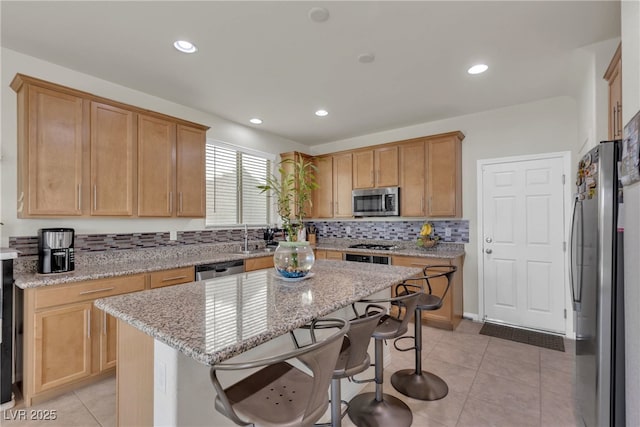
[{"left": 1, "top": 320, "right": 578, "bottom": 426}]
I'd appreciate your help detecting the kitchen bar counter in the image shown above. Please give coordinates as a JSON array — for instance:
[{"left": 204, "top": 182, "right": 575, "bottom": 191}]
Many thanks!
[
  {"left": 95, "top": 260, "right": 421, "bottom": 366},
  {"left": 14, "top": 239, "right": 464, "bottom": 289}
]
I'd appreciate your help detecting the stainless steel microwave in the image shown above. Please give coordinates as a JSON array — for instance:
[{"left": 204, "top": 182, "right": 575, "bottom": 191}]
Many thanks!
[{"left": 352, "top": 187, "right": 400, "bottom": 217}]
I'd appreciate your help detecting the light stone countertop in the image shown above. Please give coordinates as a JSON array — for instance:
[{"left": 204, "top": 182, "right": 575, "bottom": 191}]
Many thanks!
[
  {"left": 14, "top": 239, "right": 464, "bottom": 289},
  {"left": 95, "top": 259, "right": 422, "bottom": 366}
]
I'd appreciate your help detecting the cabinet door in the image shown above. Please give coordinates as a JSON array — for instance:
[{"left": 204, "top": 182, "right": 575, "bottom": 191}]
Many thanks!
[
  {"left": 334, "top": 153, "right": 353, "bottom": 217},
  {"left": 176, "top": 125, "right": 206, "bottom": 217},
  {"left": 313, "top": 156, "right": 334, "bottom": 218},
  {"left": 94, "top": 306, "right": 117, "bottom": 372},
  {"left": 245, "top": 256, "right": 275, "bottom": 271},
  {"left": 90, "top": 102, "right": 135, "bottom": 216},
  {"left": 352, "top": 150, "right": 374, "bottom": 189},
  {"left": 25, "top": 85, "right": 85, "bottom": 216},
  {"left": 34, "top": 303, "right": 92, "bottom": 392},
  {"left": 374, "top": 146, "right": 398, "bottom": 187},
  {"left": 399, "top": 140, "right": 426, "bottom": 217},
  {"left": 138, "top": 114, "right": 176, "bottom": 216},
  {"left": 426, "top": 136, "right": 461, "bottom": 217}
]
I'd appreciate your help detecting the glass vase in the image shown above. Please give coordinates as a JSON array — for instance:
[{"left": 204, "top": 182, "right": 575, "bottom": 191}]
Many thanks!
[{"left": 273, "top": 241, "right": 315, "bottom": 278}]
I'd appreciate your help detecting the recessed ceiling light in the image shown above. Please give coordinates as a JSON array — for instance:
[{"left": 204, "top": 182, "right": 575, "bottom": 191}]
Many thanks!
[
  {"left": 249, "top": 118, "right": 263, "bottom": 125},
  {"left": 308, "top": 7, "right": 330, "bottom": 23},
  {"left": 358, "top": 53, "right": 375, "bottom": 64},
  {"left": 173, "top": 40, "right": 197, "bottom": 54},
  {"left": 468, "top": 64, "right": 488, "bottom": 74},
  {"left": 315, "top": 110, "right": 329, "bottom": 117}
]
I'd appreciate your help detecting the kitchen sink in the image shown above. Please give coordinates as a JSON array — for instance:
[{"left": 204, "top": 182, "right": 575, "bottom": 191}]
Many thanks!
[{"left": 236, "top": 247, "right": 275, "bottom": 255}]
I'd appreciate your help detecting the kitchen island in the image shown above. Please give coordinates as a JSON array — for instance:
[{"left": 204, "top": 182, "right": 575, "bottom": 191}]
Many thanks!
[{"left": 95, "top": 259, "right": 421, "bottom": 426}]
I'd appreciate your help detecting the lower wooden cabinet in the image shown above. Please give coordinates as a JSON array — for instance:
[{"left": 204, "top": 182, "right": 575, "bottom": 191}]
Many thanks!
[
  {"left": 22, "top": 268, "right": 194, "bottom": 406},
  {"left": 391, "top": 255, "right": 464, "bottom": 330},
  {"left": 245, "top": 256, "right": 274, "bottom": 271},
  {"left": 33, "top": 303, "right": 93, "bottom": 393},
  {"left": 314, "top": 249, "right": 344, "bottom": 260}
]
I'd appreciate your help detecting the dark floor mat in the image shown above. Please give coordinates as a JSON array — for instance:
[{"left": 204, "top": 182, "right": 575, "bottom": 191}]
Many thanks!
[{"left": 479, "top": 322, "right": 565, "bottom": 352}]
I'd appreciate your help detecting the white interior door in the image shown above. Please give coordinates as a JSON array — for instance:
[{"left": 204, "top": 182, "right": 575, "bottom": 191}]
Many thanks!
[{"left": 481, "top": 155, "right": 566, "bottom": 333}]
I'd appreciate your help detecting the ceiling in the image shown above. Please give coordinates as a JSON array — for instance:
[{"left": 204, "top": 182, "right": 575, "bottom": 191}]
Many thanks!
[{"left": 1, "top": 1, "right": 620, "bottom": 146}]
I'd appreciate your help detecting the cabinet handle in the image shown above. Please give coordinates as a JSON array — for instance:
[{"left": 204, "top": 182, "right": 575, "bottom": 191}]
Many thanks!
[
  {"left": 179, "top": 192, "right": 183, "bottom": 213},
  {"left": 613, "top": 105, "right": 617, "bottom": 137},
  {"left": 79, "top": 287, "right": 115, "bottom": 296},
  {"left": 169, "top": 192, "right": 173, "bottom": 213},
  {"left": 161, "top": 275, "right": 188, "bottom": 282},
  {"left": 77, "top": 184, "right": 82, "bottom": 211},
  {"left": 93, "top": 185, "right": 97, "bottom": 211},
  {"left": 87, "top": 310, "right": 91, "bottom": 339},
  {"left": 103, "top": 311, "right": 107, "bottom": 335},
  {"left": 421, "top": 197, "right": 424, "bottom": 212},
  {"left": 617, "top": 102, "right": 622, "bottom": 137},
  {"left": 410, "top": 263, "right": 427, "bottom": 267}
]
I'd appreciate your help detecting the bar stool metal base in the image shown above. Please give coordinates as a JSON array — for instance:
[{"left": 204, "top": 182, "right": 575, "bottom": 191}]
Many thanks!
[
  {"left": 347, "top": 392, "right": 412, "bottom": 427},
  {"left": 390, "top": 369, "right": 449, "bottom": 401}
]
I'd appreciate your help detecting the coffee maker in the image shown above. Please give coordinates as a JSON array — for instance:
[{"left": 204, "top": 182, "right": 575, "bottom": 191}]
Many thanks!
[{"left": 38, "top": 228, "right": 75, "bottom": 273}]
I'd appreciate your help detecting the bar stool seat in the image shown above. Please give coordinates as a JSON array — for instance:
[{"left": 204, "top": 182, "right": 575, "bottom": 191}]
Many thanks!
[
  {"left": 347, "top": 291, "right": 421, "bottom": 427},
  {"left": 210, "top": 318, "right": 349, "bottom": 427},
  {"left": 391, "top": 265, "right": 458, "bottom": 401}
]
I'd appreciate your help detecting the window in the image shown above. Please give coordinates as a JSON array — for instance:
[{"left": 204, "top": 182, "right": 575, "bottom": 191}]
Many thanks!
[{"left": 205, "top": 140, "right": 274, "bottom": 226}]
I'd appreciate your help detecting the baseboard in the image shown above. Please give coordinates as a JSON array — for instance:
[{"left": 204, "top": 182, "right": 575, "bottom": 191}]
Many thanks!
[{"left": 463, "top": 312, "right": 480, "bottom": 322}]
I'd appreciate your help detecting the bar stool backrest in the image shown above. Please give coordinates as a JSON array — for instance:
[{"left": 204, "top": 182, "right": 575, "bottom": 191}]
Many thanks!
[
  {"left": 341, "top": 304, "right": 385, "bottom": 374},
  {"left": 423, "top": 265, "right": 457, "bottom": 304}
]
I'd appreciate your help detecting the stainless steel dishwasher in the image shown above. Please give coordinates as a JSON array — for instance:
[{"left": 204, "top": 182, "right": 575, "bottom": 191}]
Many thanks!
[{"left": 195, "top": 259, "right": 244, "bottom": 280}]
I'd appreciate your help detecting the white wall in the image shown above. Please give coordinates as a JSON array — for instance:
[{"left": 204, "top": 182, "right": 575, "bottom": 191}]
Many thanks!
[
  {"left": 621, "top": 0, "right": 640, "bottom": 425},
  {"left": 0, "top": 48, "right": 307, "bottom": 246},
  {"left": 310, "top": 96, "right": 578, "bottom": 319}
]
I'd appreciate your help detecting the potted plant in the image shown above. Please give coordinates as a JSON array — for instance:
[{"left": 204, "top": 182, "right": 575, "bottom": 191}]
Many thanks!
[{"left": 258, "top": 154, "right": 318, "bottom": 278}]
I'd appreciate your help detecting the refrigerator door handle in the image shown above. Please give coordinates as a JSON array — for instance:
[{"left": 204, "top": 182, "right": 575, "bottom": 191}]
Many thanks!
[{"left": 569, "top": 197, "right": 582, "bottom": 311}]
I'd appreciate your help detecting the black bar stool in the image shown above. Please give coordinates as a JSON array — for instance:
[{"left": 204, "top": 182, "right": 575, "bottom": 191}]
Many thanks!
[
  {"left": 390, "top": 264, "right": 458, "bottom": 401},
  {"left": 347, "top": 291, "right": 421, "bottom": 427}
]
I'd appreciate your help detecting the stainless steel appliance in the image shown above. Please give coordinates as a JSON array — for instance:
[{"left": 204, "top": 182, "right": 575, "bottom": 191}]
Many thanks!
[
  {"left": 38, "top": 228, "right": 74, "bottom": 273},
  {"left": 343, "top": 243, "right": 395, "bottom": 264},
  {"left": 570, "top": 140, "right": 625, "bottom": 427},
  {"left": 195, "top": 260, "right": 245, "bottom": 280},
  {"left": 352, "top": 187, "right": 400, "bottom": 217}
]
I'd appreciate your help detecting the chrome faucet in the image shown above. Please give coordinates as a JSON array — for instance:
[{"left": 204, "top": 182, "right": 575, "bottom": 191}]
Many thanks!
[{"left": 243, "top": 224, "right": 249, "bottom": 252}]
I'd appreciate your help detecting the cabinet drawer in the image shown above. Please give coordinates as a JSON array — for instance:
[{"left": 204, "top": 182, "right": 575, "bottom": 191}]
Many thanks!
[
  {"left": 326, "top": 251, "right": 343, "bottom": 260},
  {"left": 391, "top": 256, "right": 451, "bottom": 272},
  {"left": 149, "top": 266, "right": 194, "bottom": 289},
  {"left": 35, "top": 274, "right": 146, "bottom": 310},
  {"left": 245, "top": 256, "right": 274, "bottom": 272}
]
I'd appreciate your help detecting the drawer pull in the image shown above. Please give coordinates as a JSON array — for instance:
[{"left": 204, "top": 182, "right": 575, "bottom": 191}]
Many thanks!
[
  {"left": 78, "top": 287, "right": 115, "bottom": 296},
  {"left": 161, "top": 275, "right": 188, "bottom": 282},
  {"left": 87, "top": 310, "right": 91, "bottom": 339}
]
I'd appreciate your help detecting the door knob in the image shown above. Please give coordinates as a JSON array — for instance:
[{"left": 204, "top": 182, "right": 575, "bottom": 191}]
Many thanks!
[
  {"left": 485, "top": 237, "right": 492, "bottom": 243},
  {"left": 485, "top": 249, "right": 493, "bottom": 254}
]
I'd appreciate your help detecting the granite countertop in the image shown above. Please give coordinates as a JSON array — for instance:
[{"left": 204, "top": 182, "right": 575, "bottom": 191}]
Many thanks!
[
  {"left": 14, "top": 239, "right": 464, "bottom": 289},
  {"left": 314, "top": 241, "right": 465, "bottom": 259},
  {"left": 95, "top": 259, "right": 422, "bottom": 366}
]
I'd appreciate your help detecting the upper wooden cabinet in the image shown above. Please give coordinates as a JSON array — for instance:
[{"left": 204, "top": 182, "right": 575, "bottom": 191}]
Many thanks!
[
  {"left": 399, "top": 140, "right": 426, "bottom": 217},
  {"left": 14, "top": 84, "right": 86, "bottom": 217},
  {"left": 352, "top": 146, "right": 398, "bottom": 189},
  {"left": 176, "top": 125, "right": 206, "bottom": 217},
  {"left": 426, "top": 133, "right": 463, "bottom": 217},
  {"left": 604, "top": 43, "right": 622, "bottom": 140},
  {"left": 138, "top": 115, "right": 175, "bottom": 217},
  {"left": 90, "top": 102, "right": 135, "bottom": 216},
  {"left": 11, "top": 74, "right": 209, "bottom": 218},
  {"left": 312, "top": 153, "right": 353, "bottom": 218}
]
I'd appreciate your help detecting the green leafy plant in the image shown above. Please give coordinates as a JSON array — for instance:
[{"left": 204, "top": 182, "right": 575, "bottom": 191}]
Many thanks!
[{"left": 258, "top": 154, "right": 318, "bottom": 242}]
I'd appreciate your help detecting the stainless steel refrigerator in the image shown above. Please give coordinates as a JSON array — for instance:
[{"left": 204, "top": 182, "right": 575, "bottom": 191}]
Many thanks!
[{"left": 570, "top": 140, "right": 625, "bottom": 427}]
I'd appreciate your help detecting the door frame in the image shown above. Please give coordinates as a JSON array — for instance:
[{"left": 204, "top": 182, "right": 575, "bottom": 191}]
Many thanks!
[{"left": 476, "top": 151, "right": 574, "bottom": 337}]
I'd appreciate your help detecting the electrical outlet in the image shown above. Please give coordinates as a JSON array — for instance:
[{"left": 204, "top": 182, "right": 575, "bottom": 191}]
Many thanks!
[
  {"left": 169, "top": 230, "right": 177, "bottom": 241},
  {"left": 345, "top": 226, "right": 351, "bottom": 235},
  {"left": 445, "top": 227, "right": 451, "bottom": 238},
  {"left": 156, "top": 361, "right": 166, "bottom": 393}
]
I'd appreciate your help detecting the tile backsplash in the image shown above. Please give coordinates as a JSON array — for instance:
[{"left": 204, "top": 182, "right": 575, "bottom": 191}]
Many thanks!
[
  {"left": 306, "top": 220, "right": 469, "bottom": 243},
  {"left": 9, "top": 220, "right": 468, "bottom": 256}
]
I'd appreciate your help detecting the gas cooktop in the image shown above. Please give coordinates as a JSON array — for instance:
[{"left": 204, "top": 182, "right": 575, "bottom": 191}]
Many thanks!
[{"left": 348, "top": 243, "right": 397, "bottom": 251}]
